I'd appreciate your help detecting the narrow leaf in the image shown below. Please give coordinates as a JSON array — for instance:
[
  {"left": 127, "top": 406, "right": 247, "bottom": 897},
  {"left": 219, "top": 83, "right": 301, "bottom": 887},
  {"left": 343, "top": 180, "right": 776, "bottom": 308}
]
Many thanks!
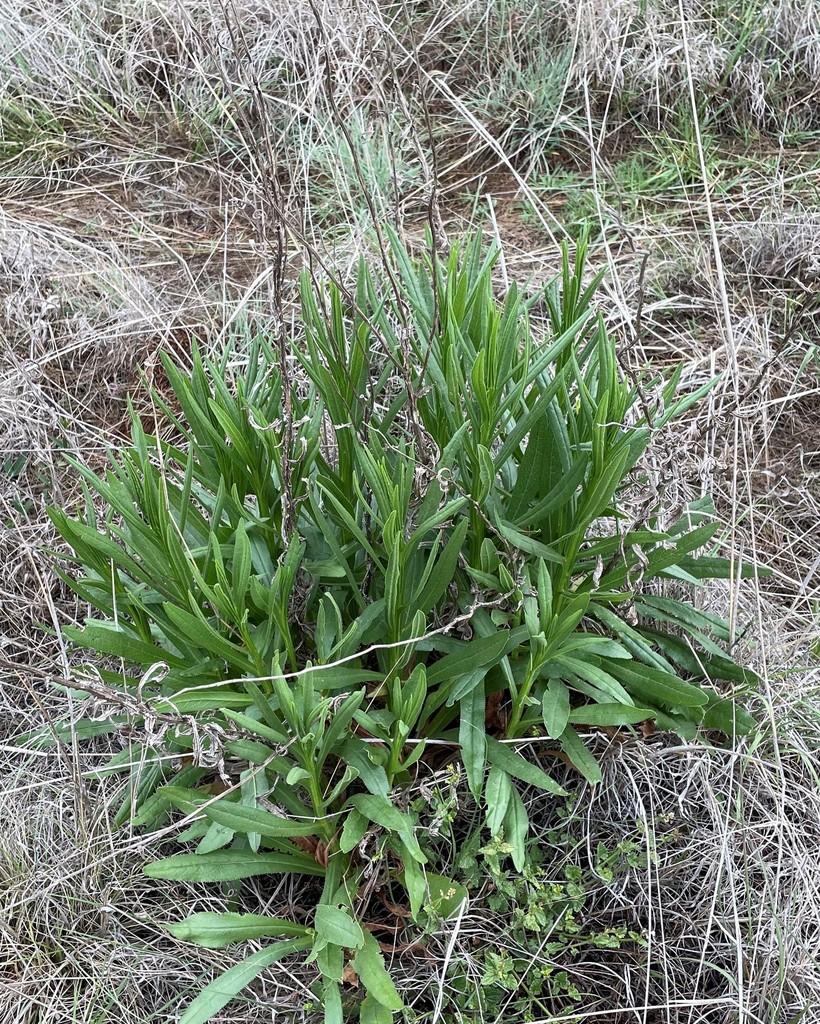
[
  {"left": 323, "top": 979, "right": 343, "bottom": 1024},
  {"left": 143, "top": 849, "right": 325, "bottom": 881},
  {"left": 167, "top": 911, "right": 310, "bottom": 949},
  {"left": 347, "top": 794, "right": 426, "bottom": 863},
  {"left": 177, "top": 939, "right": 310, "bottom": 1024},
  {"left": 200, "top": 801, "right": 319, "bottom": 839},
  {"left": 559, "top": 727, "right": 602, "bottom": 785},
  {"left": 502, "top": 785, "right": 528, "bottom": 871},
  {"left": 413, "top": 518, "right": 469, "bottom": 613},
  {"left": 339, "top": 808, "right": 369, "bottom": 854},
  {"left": 485, "top": 736, "right": 567, "bottom": 795},
  {"left": 701, "top": 693, "right": 757, "bottom": 737},
  {"left": 606, "top": 661, "right": 709, "bottom": 710},
  {"left": 63, "top": 623, "right": 182, "bottom": 666},
  {"left": 426, "top": 628, "right": 524, "bottom": 688},
  {"left": 542, "top": 679, "right": 570, "bottom": 738},
  {"left": 352, "top": 932, "right": 403, "bottom": 1010},
  {"left": 459, "top": 684, "right": 486, "bottom": 800},
  {"left": 567, "top": 704, "right": 653, "bottom": 726},
  {"left": 484, "top": 766, "right": 513, "bottom": 835}
]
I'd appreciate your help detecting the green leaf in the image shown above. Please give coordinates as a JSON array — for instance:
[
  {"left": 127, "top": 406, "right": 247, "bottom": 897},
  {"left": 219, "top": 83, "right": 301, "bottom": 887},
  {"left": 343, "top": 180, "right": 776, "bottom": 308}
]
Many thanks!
[
  {"left": 495, "top": 359, "right": 574, "bottom": 466},
  {"left": 338, "top": 736, "right": 390, "bottom": 796},
  {"left": 542, "top": 678, "right": 570, "bottom": 738},
  {"left": 323, "top": 979, "right": 343, "bottom": 1024},
  {"left": 530, "top": 459, "right": 589, "bottom": 530},
  {"left": 360, "top": 994, "right": 394, "bottom": 1024},
  {"left": 63, "top": 623, "right": 183, "bottom": 666},
  {"left": 231, "top": 520, "right": 252, "bottom": 609},
  {"left": 670, "top": 555, "right": 769, "bottom": 580},
  {"left": 559, "top": 727, "right": 602, "bottom": 785},
  {"left": 143, "top": 849, "right": 325, "bottom": 881},
  {"left": 149, "top": 783, "right": 207, "bottom": 816},
  {"left": 347, "top": 795, "right": 427, "bottom": 864},
  {"left": 484, "top": 766, "right": 513, "bottom": 835},
  {"left": 412, "top": 518, "right": 469, "bottom": 613},
  {"left": 446, "top": 667, "right": 492, "bottom": 707},
  {"left": 315, "top": 943, "right": 344, "bottom": 982},
  {"left": 567, "top": 704, "right": 653, "bottom": 726},
  {"left": 606, "top": 661, "right": 709, "bottom": 710},
  {"left": 177, "top": 939, "right": 310, "bottom": 1024},
  {"left": 167, "top": 911, "right": 310, "bottom": 949},
  {"left": 536, "top": 559, "right": 553, "bottom": 629},
  {"left": 701, "top": 693, "right": 757, "bottom": 737},
  {"left": 162, "top": 602, "right": 248, "bottom": 666},
  {"left": 551, "top": 654, "right": 634, "bottom": 705},
  {"left": 316, "top": 481, "right": 385, "bottom": 569},
  {"left": 546, "top": 593, "right": 590, "bottom": 654},
  {"left": 424, "top": 873, "right": 469, "bottom": 918},
  {"left": 654, "top": 374, "right": 719, "bottom": 428},
  {"left": 617, "top": 521, "right": 721, "bottom": 587},
  {"left": 352, "top": 932, "right": 403, "bottom": 1010},
  {"left": 339, "top": 808, "right": 369, "bottom": 854},
  {"left": 26, "top": 716, "right": 122, "bottom": 749},
  {"left": 575, "top": 446, "right": 629, "bottom": 526},
  {"left": 484, "top": 736, "right": 567, "bottom": 795},
  {"left": 314, "top": 905, "right": 365, "bottom": 951},
  {"left": 638, "top": 626, "right": 757, "bottom": 685},
  {"left": 155, "top": 691, "right": 254, "bottom": 713},
  {"left": 318, "top": 688, "right": 366, "bottom": 765},
  {"left": 502, "top": 784, "right": 528, "bottom": 871},
  {"left": 399, "top": 851, "right": 425, "bottom": 922},
  {"left": 47, "top": 512, "right": 146, "bottom": 582},
  {"left": 425, "top": 628, "right": 524, "bottom": 688},
  {"left": 654, "top": 709, "right": 698, "bottom": 739},
  {"left": 197, "top": 801, "right": 320, "bottom": 839},
  {"left": 589, "top": 604, "right": 677, "bottom": 674},
  {"left": 507, "top": 399, "right": 568, "bottom": 522},
  {"left": 240, "top": 768, "right": 268, "bottom": 853},
  {"left": 560, "top": 636, "right": 632, "bottom": 659},
  {"left": 302, "top": 666, "right": 385, "bottom": 692},
  {"left": 410, "top": 495, "right": 468, "bottom": 544},
  {"left": 491, "top": 517, "right": 561, "bottom": 563},
  {"left": 196, "top": 820, "right": 234, "bottom": 855},
  {"left": 635, "top": 595, "right": 731, "bottom": 642},
  {"left": 459, "top": 684, "right": 486, "bottom": 800},
  {"left": 223, "top": 708, "right": 288, "bottom": 744}
]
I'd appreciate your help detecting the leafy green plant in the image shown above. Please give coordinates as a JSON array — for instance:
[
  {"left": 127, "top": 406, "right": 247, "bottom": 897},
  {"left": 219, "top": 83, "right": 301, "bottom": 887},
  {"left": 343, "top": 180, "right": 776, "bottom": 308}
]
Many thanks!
[
  {"left": 44, "top": 230, "right": 762, "bottom": 1022},
  {"left": 414, "top": 798, "right": 667, "bottom": 1022}
]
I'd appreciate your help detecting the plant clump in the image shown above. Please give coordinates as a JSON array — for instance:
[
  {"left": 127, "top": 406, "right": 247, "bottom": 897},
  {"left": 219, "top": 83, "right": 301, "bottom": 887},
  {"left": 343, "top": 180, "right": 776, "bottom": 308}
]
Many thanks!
[{"left": 45, "top": 232, "right": 762, "bottom": 1023}]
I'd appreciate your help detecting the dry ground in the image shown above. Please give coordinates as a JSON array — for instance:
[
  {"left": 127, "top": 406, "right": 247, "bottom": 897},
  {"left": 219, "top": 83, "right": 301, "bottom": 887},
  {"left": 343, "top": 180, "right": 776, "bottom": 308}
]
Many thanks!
[{"left": 2, "top": 1, "right": 820, "bottom": 1022}]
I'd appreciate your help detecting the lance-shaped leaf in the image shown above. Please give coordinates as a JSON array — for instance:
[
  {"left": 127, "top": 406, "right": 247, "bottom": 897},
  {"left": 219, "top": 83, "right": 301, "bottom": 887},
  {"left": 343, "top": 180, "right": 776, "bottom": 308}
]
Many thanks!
[
  {"left": 144, "top": 849, "right": 325, "bottom": 882},
  {"left": 352, "top": 932, "right": 403, "bottom": 1010},
  {"left": 167, "top": 911, "right": 311, "bottom": 949},
  {"left": 177, "top": 938, "right": 311, "bottom": 1024},
  {"left": 485, "top": 736, "right": 567, "bottom": 796}
]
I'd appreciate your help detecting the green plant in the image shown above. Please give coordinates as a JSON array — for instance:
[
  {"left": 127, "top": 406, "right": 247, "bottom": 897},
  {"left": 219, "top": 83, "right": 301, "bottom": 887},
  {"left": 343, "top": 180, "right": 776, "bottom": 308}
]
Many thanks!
[
  {"left": 44, "top": 230, "right": 762, "bottom": 1022},
  {"left": 422, "top": 800, "right": 662, "bottom": 1021}
]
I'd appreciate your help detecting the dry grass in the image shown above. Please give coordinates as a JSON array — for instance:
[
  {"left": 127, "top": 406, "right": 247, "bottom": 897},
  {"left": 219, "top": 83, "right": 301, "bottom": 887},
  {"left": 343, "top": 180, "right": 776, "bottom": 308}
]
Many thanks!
[{"left": 2, "top": 0, "right": 820, "bottom": 1021}]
